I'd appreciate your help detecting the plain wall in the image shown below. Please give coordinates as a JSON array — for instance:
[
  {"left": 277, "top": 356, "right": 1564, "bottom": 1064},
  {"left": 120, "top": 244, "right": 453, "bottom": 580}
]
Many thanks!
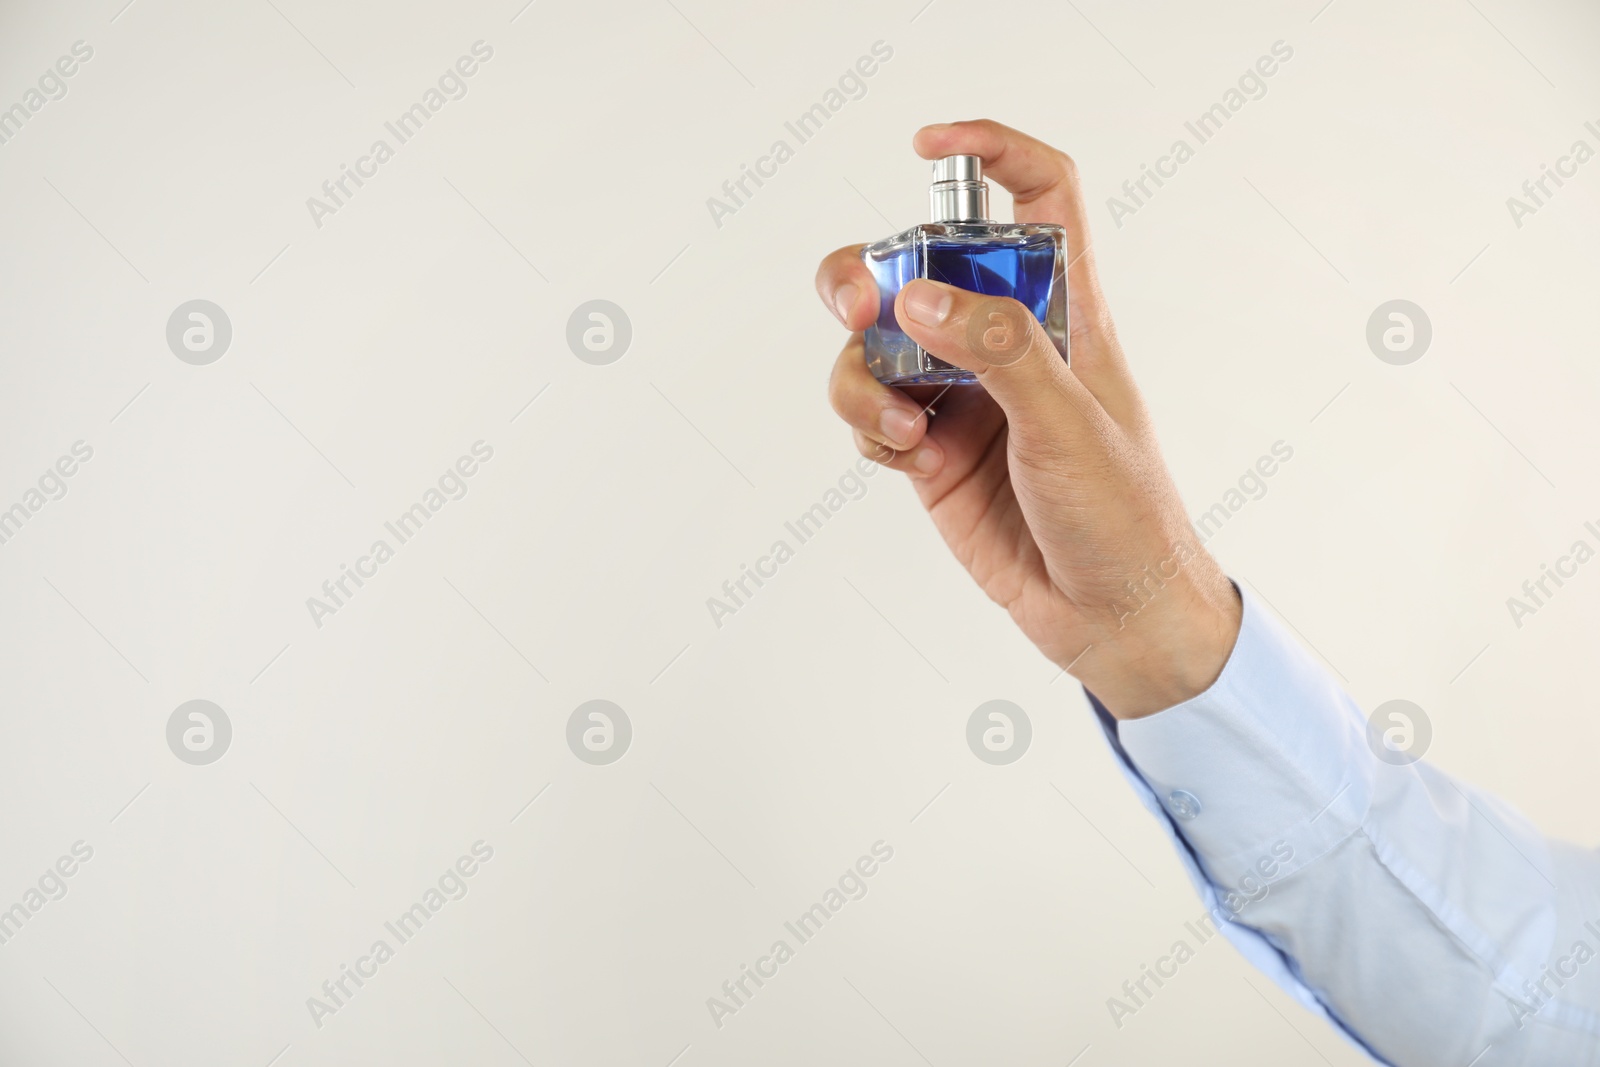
[{"left": 0, "top": 0, "right": 1596, "bottom": 1063}]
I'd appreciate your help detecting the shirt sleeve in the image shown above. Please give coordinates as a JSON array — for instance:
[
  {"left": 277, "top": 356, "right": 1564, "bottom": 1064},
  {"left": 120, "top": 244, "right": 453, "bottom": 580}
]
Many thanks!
[{"left": 1089, "top": 583, "right": 1600, "bottom": 1066}]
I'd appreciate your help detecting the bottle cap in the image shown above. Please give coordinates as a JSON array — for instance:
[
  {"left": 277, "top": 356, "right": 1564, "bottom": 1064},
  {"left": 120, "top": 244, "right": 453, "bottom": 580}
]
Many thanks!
[
  {"left": 931, "top": 155, "right": 982, "bottom": 183},
  {"left": 930, "top": 155, "right": 989, "bottom": 223}
]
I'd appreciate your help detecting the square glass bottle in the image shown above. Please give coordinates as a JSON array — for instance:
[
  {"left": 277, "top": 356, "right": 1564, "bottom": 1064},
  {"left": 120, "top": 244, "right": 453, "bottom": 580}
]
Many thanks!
[{"left": 861, "top": 155, "right": 1069, "bottom": 385}]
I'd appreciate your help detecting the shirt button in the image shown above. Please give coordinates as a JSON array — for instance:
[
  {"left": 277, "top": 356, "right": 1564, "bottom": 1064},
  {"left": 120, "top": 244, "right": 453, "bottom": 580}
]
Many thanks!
[{"left": 1167, "top": 790, "right": 1202, "bottom": 820}]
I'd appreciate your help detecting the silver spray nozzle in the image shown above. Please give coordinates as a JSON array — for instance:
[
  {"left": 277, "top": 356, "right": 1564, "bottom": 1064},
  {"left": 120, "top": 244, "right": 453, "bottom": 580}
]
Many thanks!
[{"left": 929, "top": 155, "right": 989, "bottom": 222}]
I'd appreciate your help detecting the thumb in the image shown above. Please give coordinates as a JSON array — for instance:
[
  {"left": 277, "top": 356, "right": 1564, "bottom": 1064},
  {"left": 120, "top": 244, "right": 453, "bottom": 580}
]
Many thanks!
[{"left": 894, "top": 278, "right": 1103, "bottom": 440}]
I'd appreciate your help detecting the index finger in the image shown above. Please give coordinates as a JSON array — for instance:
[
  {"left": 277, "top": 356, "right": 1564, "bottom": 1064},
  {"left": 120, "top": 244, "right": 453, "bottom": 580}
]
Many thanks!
[
  {"left": 911, "top": 120, "right": 1102, "bottom": 320},
  {"left": 912, "top": 120, "right": 1088, "bottom": 249},
  {"left": 912, "top": 119, "right": 1139, "bottom": 425}
]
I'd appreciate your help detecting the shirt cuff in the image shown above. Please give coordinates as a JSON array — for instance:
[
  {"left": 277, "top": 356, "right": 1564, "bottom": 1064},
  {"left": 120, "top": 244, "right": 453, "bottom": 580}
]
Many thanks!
[{"left": 1114, "top": 582, "right": 1375, "bottom": 892}]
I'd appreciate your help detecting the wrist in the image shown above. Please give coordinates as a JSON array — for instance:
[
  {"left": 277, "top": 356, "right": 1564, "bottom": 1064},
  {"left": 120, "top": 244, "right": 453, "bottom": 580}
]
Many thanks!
[{"left": 1074, "top": 564, "right": 1242, "bottom": 720}]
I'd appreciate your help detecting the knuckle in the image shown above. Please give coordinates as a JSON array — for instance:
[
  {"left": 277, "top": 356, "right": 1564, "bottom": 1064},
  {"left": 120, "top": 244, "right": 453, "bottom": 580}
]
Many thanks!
[
  {"left": 1054, "top": 149, "right": 1079, "bottom": 182},
  {"left": 827, "top": 360, "right": 852, "bottom": 415},
  {"left": 829, "top": 360, "right": 879, "bottom": 429}
]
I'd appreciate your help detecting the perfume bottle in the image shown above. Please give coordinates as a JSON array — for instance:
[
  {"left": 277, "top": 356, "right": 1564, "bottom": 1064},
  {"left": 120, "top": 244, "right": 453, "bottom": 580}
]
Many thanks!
[{"left": 861, "top": 155, "right": 1069, "bottom": 385}]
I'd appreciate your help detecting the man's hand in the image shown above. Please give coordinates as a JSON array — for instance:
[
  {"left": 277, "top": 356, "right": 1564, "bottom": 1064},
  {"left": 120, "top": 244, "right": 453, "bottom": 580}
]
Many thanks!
[{"left": 816, "top": 119, "right": 1241, "bottom": 719}]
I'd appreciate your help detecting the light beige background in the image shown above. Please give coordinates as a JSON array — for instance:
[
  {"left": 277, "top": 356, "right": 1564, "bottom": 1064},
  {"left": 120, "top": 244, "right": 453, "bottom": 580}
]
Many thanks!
[{"left": 1, "top": 0, "right": 1596, "bottom": 1063}]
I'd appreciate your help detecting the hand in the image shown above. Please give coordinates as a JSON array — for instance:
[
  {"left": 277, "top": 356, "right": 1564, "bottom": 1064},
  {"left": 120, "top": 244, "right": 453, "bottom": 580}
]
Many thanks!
[{"left": 816, "top": 119, "right": 1241, "bottom": 719}]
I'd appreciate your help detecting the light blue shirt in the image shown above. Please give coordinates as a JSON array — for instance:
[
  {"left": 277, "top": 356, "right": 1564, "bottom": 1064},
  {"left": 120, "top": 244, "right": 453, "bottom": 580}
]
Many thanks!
[{"left": 1092, "top": 585, "right": 1600, "bottom": 1065}]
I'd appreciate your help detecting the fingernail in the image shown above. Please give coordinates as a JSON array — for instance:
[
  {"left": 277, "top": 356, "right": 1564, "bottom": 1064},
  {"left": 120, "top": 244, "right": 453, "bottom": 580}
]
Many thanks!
[
  {"left": 913, "top": 442, "right": 944, "bottom": 475},
  {"left": 832, "top": 283, "right": 858, "bottom": 324},
  {"left": 923, "top": 122, "right": 952, "bottom": 130},
  {"left": 880, "top": 406, "right": 919, "bottom": 449},
  {"left": 902, "top": 281, "right": 951, "bottom": 326}
]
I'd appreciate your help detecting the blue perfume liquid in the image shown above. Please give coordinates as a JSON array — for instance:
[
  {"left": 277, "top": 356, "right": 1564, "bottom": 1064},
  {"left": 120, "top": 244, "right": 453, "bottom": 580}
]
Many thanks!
[{"left": 862, "top": 223, "right": 1068, "bottom": 386}]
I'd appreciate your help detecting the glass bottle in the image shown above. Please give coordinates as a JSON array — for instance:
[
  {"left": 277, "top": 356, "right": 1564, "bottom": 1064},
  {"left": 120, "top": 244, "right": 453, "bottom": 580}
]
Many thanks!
[{"left": 861, "top": 155, "right": 1069, "bottom": 385}]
